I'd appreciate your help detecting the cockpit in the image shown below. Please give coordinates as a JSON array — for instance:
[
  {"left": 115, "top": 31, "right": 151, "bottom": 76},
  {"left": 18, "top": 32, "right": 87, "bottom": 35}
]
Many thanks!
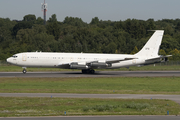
[{"left": 12, "top": 55, "right": 18, "bottom": 58}]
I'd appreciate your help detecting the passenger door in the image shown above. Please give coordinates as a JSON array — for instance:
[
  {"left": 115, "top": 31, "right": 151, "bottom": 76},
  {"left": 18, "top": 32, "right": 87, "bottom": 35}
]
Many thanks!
[{"left": 22, "top": 54, "right": 27, "bottom": 61}]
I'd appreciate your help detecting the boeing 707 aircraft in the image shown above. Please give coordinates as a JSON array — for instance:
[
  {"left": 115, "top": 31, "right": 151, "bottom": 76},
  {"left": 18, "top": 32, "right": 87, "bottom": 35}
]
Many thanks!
[{"left": 7, "top": 30, "right": 171, "bottom": 74}]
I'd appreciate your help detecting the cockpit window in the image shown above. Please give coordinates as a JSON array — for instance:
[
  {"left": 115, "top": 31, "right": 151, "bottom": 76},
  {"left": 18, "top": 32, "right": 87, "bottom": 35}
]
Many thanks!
[{"left": 12, "top": 55, "right": 18, "bottom": 58}]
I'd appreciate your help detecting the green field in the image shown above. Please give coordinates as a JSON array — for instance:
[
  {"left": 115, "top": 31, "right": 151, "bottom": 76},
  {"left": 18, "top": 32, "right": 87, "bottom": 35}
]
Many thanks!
[
  {"left": 1, "top": 64, "right": 180, "bottom": 72},
  {"left": 0, "top": 77, "right": 180, "bottom": 94},
  {"left": 0, "top": 97, "right": 179, "bottom": 116}
]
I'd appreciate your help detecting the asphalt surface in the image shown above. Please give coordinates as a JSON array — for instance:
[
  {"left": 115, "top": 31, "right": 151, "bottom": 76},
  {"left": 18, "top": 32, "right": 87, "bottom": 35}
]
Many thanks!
[
  {"left": 0, "top": 116, "right": 180, "bottom": 120},
  {"left": 0, "top": 93, "right": 180, "bottom": 104},
  {"left": 0, "top": 71, "right": 180, "bottom": 77}
]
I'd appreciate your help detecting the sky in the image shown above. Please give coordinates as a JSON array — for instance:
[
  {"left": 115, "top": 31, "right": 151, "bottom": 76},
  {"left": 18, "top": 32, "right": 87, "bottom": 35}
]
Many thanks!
[{"left": 0, "top": 0, "right": 180, "bottom": 23}]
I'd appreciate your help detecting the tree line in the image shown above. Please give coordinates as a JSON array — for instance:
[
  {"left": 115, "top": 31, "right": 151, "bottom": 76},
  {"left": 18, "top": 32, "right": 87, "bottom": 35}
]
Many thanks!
[{"left": 0, "top": 14, "right": 180, "bottom": 61}]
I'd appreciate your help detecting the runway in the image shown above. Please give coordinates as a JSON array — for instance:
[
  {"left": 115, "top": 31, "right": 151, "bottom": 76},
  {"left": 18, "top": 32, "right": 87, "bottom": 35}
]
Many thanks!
[{"left": 0, "top": 71, "right": 180, "bottom": 77}]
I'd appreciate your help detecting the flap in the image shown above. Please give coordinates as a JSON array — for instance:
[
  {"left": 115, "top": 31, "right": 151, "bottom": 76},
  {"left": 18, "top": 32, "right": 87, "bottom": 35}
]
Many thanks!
[{"left": 106, "top": 58, "right": 137, "bottom": 64}]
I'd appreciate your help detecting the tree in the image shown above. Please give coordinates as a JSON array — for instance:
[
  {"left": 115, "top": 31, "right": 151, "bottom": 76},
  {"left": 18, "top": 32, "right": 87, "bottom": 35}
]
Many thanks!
[
  {"left": 161, "top": 35, "right": 180, "bottom": 53},
  {"left": 12, "top": 21, "right": 33, "bottom": 36},
  {"left": 102, "top": 42, "right": 117, "bottom": 53},
  {"left": 131, "top": 46, "right": 139, "bottom": 54},
  {"left": 63, "top": 16, "right": 87, "bottom": 27},
  {"left": 46, "top": 14, "right": 61, "bottom": 40},
  {"left": 15, "top": 24, "right": 54, "bottom": 52},
  {"left": 0, "top": 26, "right": 11, "bottom": 43},
  {"left": 48, "top": 14, "right": 57, "bottom": 23},
  {"left": 147, "top": 19, "right": 156, "bottom": 30},
  {"left": 175, "top": 22, "right": 180, "bottom": 31},
  {"left": 46, "top": 22, "right": 61, "bottom": 40},
  {"left": 168, "top": 49, "right": 180, "bottom": 61},
  {"left": 36, "top": 17, "right": 44, "bottom": 25},
  {"left": 159, "top": 49, "right": 166, "bottom": 55},
  {"left": 114, "top": 21, "right": 123, "bottom": 30},
  {"left": 23, "top": 14, "right": 36, "bottom": 23},
  {"left": 90, "top": 17, "right": 99, "bottom": 24}
]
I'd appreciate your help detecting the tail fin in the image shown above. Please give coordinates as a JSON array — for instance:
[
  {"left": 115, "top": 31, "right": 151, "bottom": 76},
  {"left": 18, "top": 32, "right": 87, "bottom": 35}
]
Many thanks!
[{"left": 135, "top": 30, "right": 164, "bottom": 58}]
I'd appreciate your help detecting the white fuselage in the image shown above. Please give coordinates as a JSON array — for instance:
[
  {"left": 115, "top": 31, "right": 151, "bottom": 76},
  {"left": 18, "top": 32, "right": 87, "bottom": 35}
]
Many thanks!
[{"left": 7, "top": 52, "right": 147, "bottom": 69}]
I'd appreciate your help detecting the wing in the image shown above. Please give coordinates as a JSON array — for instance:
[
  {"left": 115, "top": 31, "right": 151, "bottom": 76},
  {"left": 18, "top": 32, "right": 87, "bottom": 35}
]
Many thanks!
[
  {"left": 58, "top": 63, "right": 71, "bottom": 69},
  {"left": 57, "top": 57, "right": 137, "bottom": 69}
]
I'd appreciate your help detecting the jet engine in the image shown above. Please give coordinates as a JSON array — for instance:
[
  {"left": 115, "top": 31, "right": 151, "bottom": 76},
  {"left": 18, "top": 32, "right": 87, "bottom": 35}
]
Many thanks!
[
  {"left": 90, "top": 62, "right": 111, "bottom": 67},
  {"left": 70, "top": 64, "right": 89, "bottom": 69}
]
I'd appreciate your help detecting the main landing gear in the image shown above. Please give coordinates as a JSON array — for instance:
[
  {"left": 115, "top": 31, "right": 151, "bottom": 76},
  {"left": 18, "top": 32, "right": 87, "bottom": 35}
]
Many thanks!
[
  {"left": 82, "top": 69, "right": 95, "bottom": 74},
  {"left": 22, "top": 67, "right": 27, "bottom": 74}
]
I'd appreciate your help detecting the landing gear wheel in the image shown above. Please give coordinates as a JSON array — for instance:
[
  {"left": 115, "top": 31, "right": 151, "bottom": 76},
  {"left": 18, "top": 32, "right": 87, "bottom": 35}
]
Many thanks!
[
  {"left": 82, "top": 69, "right": 95, "bottom": 74},
  {"left": 22, "top": 69, "right": 27, "bottom": 74},
  {"left": 90, "top": 69, "right": 95, "bottom": 74},
  {"left": 82, "top": 69, "right": 87, "bottom": 74}
]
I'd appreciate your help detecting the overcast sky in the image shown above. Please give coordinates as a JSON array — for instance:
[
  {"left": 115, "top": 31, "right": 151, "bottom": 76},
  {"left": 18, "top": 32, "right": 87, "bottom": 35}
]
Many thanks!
[{"left": 0, "top": 0, "right": 180, "bottom": 23}]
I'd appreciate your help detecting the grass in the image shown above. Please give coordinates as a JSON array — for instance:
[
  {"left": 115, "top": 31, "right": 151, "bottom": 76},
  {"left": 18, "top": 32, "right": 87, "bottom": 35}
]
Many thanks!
[
  {"left": 1, "top": 64, "right": 180, "bottom": 117},
  {"left": 0, "top": 77, "right": 180, "bottom": 94},
  {"left": 1, "top": 64, "right": 180, "bottom": 72},
  {"left": 0, "top": 97, "right": 179, "bottom": 117}
]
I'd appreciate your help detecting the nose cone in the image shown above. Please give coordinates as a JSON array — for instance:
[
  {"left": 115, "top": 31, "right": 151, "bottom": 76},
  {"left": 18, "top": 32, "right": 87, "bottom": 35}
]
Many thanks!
[{"left": 6, "top": 58, "right": 11, "bottom": 63}]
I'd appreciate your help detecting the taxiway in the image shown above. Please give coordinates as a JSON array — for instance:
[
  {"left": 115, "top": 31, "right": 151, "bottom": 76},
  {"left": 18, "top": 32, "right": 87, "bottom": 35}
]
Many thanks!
[
  {"left": 0, "top": 93, "right": 180, "bottom": 104},
  {"left": 0, "top": 71, "right": 180, "bottom": 77}
]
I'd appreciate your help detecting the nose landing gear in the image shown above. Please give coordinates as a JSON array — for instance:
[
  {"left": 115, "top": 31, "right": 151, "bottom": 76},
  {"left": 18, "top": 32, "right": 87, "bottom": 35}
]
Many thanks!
[{"left": 22, "top": 67, "right": 27, "bottom": 74}]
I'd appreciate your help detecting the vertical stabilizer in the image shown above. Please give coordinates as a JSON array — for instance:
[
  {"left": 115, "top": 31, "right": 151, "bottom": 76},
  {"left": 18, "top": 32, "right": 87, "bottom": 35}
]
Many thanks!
[{"left": 135, "top": 30, "right": 164, "bottom": 58}]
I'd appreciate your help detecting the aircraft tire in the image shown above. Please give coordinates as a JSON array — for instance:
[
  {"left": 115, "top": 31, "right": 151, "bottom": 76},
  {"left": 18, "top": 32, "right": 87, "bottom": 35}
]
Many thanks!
[
  {"left": 22, "top": 69, "right": 27, "bottom": 74},
  {"left": 82, "top": 69, "right": 87, "bottom": 74},
  {"left": 90, "top": 69, "right": 95, "bottom": 74},
  {"left": 82, "top": 69, "right": 95, "bottom": 74}
]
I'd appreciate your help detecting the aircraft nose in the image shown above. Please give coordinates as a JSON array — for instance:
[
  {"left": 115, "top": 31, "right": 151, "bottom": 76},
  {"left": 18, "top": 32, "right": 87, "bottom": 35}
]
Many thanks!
[{"left": 6, "top": 58, "right": 10, "bottom": 63}]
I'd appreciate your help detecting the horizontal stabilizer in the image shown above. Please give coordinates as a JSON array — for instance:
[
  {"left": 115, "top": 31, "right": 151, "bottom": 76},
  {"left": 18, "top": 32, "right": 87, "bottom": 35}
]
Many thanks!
[{"left": 145, "top": 55, "right": 172, "bottom": 62}]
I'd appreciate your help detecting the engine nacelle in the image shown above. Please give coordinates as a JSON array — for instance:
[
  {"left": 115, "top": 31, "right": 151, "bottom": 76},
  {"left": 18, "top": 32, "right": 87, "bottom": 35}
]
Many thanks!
[
  {"left": 90, "top": 62, "right": 111, "bottom": 67},
  {"left": 165, "top": 57, "right": 168, "bottom": 61},
  {"left": 161, "top": 57, "right": 169, "bottom": 62},
  {"left": 70, "top": 64, "right": 89, "bottom": 69}
]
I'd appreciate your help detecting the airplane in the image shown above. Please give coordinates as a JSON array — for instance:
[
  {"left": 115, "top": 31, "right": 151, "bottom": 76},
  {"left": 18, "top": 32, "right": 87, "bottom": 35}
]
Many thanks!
[{"left": 7, "top": 30, "right": 171, "bottom": 74}]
